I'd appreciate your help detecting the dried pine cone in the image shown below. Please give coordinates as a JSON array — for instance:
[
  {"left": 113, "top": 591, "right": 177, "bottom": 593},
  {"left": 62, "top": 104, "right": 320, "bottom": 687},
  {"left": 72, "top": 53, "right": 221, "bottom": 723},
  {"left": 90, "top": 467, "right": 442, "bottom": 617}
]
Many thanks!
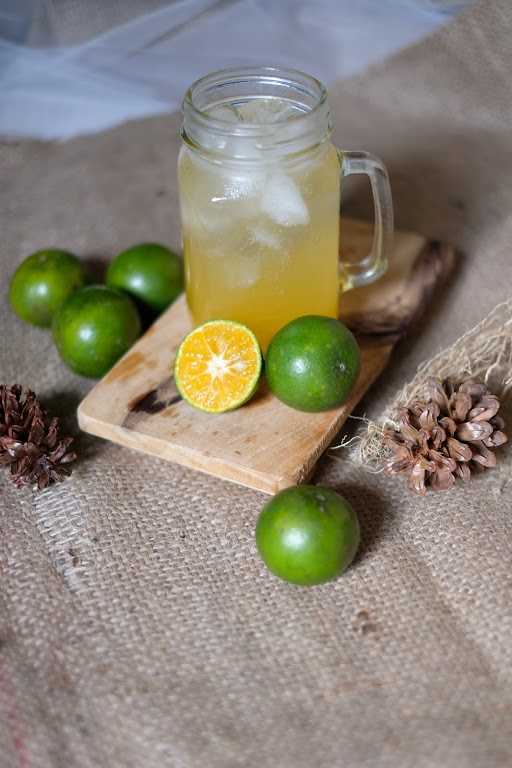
[
  {"left": 0, "top": 384, "right": 77, "bottom": 490},
  {"left": 384, "top": 378, "right": 507, "bottom": 495}
]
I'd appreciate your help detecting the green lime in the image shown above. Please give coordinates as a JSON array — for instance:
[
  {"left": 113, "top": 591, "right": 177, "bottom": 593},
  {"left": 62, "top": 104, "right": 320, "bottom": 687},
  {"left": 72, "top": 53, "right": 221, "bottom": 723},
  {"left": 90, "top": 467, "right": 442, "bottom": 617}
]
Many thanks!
[
  {"left": 106, "top": 243, "right": 183, "bottom": 316},
  {"left": 265, "top": 315, "right": 361, "bottom": 412},
  {"left": 256, "top": 485, "right": 360, "bottom": 585},
  {"left": 9, "top": 249, "right": 86, "bottom": 327},
  {"left": 52, "top": 285, "right": 141, "bottom": 378}
]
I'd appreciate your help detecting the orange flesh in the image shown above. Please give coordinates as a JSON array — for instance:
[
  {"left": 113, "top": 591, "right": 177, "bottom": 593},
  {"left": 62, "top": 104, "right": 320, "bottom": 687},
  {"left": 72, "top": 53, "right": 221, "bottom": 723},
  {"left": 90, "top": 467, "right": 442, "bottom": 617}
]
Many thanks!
[{"left": 174, "top": 320, "right": 261, "bottom": 413}]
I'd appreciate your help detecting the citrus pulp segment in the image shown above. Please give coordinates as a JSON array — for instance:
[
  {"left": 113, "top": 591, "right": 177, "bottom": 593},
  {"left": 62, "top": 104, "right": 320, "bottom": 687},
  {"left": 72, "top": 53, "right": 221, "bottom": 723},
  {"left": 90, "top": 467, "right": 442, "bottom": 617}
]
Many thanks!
[{"left": 174, "top": 320, "right": 262, "bottom": 413}]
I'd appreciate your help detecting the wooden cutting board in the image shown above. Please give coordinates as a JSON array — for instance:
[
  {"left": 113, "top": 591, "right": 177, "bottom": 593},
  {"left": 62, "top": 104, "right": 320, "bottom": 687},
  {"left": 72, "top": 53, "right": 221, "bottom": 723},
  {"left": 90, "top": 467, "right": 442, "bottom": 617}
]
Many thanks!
[{"left": 78, "top": 219, "right": 454, "bottom": 494}]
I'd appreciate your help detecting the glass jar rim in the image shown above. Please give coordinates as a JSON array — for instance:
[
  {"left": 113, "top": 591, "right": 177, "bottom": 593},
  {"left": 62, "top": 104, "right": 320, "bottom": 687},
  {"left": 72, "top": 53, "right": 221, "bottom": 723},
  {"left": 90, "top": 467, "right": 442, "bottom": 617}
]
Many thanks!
[{"left": 181, "top": 66, "right": 331, "bottom": 160}]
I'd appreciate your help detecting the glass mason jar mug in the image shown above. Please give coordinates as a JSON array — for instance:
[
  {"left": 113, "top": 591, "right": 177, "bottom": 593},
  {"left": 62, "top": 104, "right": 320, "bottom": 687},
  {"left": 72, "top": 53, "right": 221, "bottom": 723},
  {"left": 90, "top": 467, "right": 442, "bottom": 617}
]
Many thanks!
[{"left": 178, "top": 67, "right": 393, "bottom": 350}]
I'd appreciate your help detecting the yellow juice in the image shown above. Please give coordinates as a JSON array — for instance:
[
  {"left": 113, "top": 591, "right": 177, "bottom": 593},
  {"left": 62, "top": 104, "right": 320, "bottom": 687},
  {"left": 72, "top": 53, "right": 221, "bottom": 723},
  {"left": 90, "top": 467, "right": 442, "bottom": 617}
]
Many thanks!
[{"left": 178, "top": 126, "right": 340, "bottom": 350}]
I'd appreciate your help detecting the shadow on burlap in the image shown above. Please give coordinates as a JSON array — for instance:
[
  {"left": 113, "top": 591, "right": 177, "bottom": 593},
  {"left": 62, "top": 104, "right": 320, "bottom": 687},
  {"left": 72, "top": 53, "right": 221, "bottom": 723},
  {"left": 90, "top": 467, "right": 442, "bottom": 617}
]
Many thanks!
[{"left": 1, "top": 1, "right": 512, "bottom": 765}]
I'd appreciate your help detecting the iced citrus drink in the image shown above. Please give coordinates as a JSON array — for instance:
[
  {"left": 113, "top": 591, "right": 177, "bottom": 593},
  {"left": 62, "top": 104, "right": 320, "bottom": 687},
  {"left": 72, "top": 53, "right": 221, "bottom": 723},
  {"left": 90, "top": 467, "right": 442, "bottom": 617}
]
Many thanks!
[
  {"left": 179, "top": 99, "right": 340, "bottom": 350},
  {"left": 179, "top": 68, "right": 393, "bottom": 350}
]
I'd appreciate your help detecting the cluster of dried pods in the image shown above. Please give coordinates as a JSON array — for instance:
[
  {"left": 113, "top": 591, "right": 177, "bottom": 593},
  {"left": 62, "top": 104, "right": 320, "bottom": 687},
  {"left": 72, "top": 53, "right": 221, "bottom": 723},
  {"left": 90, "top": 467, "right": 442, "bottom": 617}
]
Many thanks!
[
  {"left": 0, "top": 384, "right": 76, "bottom": 490},
  {"left": 384, "top": 377, "right": 507, "bottom": 495}
]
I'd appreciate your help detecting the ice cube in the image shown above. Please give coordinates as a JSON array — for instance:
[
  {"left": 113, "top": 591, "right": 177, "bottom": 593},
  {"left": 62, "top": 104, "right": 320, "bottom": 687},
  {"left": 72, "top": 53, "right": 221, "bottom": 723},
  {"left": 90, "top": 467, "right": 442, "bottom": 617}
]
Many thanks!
[
  {"left": 238, "top": 98, "right": 300, "bottom": 124},
  {"left": 249, "top": 224, "right": 281, "bottom": 250},
  {"left": 260, "top": 173, "right": 309, "bottom": 227},
  {"left": 222, "top": 171, "right": 264, "bottom": 201},
  {"left": 184, "top": 150, "right": 265, "bottom": 232},
  {"left": 188, "top": 168, "right": 265, "bottom": 233},
  {"left": 207, "top": 104, "right": 242, "bottom": 123},
  {"left": 207, "top": 104, "right": 257, "bottom": 158}
]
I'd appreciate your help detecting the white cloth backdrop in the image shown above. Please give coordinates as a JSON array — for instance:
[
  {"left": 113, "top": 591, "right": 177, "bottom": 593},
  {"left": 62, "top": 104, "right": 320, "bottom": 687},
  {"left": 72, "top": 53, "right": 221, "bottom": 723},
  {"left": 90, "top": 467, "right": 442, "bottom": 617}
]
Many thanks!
[{"left": 1, "top": 0, "right": 472, "bottom": 139}]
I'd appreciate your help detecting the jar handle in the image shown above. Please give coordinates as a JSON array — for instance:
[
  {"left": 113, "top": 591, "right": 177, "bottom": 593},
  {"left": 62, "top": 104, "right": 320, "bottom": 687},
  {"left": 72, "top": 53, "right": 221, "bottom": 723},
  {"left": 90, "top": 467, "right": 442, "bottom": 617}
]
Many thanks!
[{"left": 338, "top": 150, "right": 394, "bottom": 289}]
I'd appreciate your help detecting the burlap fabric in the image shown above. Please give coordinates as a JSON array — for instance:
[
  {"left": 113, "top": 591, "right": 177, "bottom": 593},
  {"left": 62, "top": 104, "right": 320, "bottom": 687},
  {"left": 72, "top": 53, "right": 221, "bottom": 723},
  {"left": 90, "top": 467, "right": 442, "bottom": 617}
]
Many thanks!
[{"left": 2, "top": 2, "right": 512, "bottom": 765}]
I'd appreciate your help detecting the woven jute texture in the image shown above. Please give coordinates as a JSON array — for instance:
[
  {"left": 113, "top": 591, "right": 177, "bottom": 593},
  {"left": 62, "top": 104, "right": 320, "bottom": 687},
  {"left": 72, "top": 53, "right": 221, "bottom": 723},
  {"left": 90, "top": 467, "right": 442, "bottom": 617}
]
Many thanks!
[{"left": 2, "top": 1, "right": 512, "bottom": 766}]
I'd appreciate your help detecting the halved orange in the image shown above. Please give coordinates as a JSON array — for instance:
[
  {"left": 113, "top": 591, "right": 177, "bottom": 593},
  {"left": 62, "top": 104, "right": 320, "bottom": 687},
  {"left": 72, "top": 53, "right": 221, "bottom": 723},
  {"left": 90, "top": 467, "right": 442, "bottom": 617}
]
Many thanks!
[{"left": 174, "top": 320, "right": 262, "bottom": 413}]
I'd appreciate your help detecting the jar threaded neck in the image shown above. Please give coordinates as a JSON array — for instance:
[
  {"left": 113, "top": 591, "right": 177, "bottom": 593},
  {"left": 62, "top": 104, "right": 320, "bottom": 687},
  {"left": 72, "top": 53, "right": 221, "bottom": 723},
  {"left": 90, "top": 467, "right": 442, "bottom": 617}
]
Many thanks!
[{"left": 182, "top": 66, "right": 332, "bottom": 161}]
